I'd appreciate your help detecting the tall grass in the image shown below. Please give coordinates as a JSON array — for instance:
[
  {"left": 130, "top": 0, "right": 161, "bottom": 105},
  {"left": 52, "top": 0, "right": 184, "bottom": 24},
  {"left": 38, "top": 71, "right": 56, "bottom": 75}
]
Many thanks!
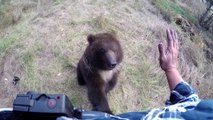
[{"left": 153, "top": 0, "right": 197, "bottom": 24}]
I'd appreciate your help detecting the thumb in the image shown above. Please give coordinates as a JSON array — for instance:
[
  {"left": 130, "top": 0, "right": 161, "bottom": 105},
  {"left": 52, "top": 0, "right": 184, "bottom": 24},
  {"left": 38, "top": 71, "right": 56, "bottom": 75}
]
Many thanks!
[{"left": 158, "top": 43, "right": 165, "bottom": 59}]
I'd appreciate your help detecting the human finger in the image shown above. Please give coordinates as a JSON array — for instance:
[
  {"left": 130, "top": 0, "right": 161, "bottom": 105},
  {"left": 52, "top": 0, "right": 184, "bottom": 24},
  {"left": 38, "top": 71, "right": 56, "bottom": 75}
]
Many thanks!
[
  {"left": 173, "top": 31, "right": 179, "bottom": 49},
  {"left": 166, "top": 29, "right": 173, "bottom": 50},
  {"left": 158, "top": 43, "right": 166, "bottom": 60},
  {"left": 174, "top": 30, "right": 178, "bottom": 40},
  {"left": 172, "top": 29, "right": 176, "bottom": 41},
  {"left": 171, "top": 30, "right": 176, "bottom": 48}
]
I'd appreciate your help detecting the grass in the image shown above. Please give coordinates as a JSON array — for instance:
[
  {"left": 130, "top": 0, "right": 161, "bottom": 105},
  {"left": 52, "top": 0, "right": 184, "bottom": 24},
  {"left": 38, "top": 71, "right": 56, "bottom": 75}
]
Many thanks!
[
  {"left": 53, "top": 0, "right": 64, "bottom": 5},
  {"left": 92, "top": 16, "right": 117, "bottom": 32},
  {"left": 52, "top": 47, "right": 73, "bottom": 68},
  {"left": 153, "top": 0, "right": 197, "bottom": 24},
  {"left": 191, "top": 34, "right": 205, "bottom": 49},
  {"left": 0, "top": 18, "right": 31, "bottom": 58},
  {"left": 0, "top": 36, "right": 16, "bottom": 53},
  {"left": 0, "top": 0, "right": 212, "bottom": 114},
  {"left": 21, "top": 51, "right": 36, "bottom": 90},
  {"left": 0, "top": 3, "right": 22, "bottom": 29},
  {"left": 125, "top": 57, "right": 166, "bottom": 109}
]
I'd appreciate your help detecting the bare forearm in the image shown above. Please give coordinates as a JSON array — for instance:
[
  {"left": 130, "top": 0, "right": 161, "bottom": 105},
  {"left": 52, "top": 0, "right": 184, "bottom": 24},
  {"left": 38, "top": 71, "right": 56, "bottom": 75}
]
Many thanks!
[{"left": 165, "top": 68, "right": 183, "bottom": 91}]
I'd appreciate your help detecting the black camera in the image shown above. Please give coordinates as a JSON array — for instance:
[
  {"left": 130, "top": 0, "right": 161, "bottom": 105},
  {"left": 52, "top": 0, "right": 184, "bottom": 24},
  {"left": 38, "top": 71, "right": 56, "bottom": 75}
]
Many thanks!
[{"left": 12, "top": 92, "right": 77, "bottom": 120}]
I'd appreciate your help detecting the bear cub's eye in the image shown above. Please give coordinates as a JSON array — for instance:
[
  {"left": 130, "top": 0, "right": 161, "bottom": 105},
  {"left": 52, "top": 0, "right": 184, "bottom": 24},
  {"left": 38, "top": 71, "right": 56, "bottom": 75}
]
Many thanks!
[{"left": 98, "top": 48, "right": 106, "bottom": 53}]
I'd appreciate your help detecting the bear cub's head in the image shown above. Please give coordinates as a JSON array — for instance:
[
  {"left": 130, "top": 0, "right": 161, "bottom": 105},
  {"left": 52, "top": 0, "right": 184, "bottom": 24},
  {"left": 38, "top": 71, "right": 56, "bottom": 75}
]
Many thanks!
[{"left": 85, "top": 33, "right": 123, "bottom": 70}]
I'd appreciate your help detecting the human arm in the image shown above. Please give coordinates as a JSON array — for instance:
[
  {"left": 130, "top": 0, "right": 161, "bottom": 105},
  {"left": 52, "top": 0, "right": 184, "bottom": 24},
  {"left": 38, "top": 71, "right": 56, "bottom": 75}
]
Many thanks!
[{"left": 158, "top": 29, "right": 183, "bottom": 91}]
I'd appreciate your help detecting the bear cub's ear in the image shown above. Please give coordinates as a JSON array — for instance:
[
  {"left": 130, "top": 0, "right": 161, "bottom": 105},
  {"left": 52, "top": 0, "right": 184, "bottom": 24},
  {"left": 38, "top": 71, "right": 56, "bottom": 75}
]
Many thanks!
[
  {"left": 110, "top": 30, "right": 117, "bottom": 37},
  {"left": 87, "top": 34, "right": 95, "bottom": 44}
]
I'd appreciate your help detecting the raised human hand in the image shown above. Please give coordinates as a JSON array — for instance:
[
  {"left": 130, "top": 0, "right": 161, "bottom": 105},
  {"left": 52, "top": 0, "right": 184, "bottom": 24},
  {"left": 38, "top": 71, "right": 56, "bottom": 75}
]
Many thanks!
[{"left": 158, "top": 29, "right": 179, "bottom": 72}]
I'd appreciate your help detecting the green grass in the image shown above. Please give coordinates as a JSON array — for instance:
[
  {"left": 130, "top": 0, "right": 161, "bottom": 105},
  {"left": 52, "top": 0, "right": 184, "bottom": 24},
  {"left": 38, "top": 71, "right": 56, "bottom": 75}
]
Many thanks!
[
  {"left": 52, "top": 47, "right": 73, "bottom": 68},
  {"left": 21, "top": 51, "right": 37, "bottom": 90},
  {"left": 153, "top": 0, "right": 197, "bottom": 24},
  {"left": 0, "top": 3, "right": 19, "bottom": 29},
  {"left": 126, "top": 64, "right": 142, "bottom": 86},
  {"left": 0, "top": 19, "right": 31, "bottom": 53},
  {"left": 92, "top": 16, "right": 119, "bottom": 33},
  {"left": 4, "top": 21, "right": 36, "bottom": 90},
  {"left": 125, "top": 57, "right": 166, "bottom": 110},
  {"left": 22, "top": 51, "right": 34, "bottom": 76},
  {"left": 0, "top": 36, "right": 16, "bottom": 53},
  {"left": 0, "top": 21, "right": 29, "bottom": 55},
  {"left": 53, "top": 0, "right": 64, "bottom": 5}
]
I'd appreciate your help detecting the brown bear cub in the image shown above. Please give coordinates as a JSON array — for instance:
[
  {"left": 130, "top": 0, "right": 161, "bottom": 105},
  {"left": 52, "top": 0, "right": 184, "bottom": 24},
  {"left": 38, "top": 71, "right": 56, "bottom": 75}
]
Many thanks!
[{"left": 77, "top": 33, "right": 123, "bottom": 114}]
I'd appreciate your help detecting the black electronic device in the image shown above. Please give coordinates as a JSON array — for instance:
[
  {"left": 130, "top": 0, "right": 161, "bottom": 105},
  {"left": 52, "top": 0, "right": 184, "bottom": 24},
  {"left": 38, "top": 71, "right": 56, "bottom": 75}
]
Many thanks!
[{"left": 12, "top": 92, "right": 75, "bottom": 120}]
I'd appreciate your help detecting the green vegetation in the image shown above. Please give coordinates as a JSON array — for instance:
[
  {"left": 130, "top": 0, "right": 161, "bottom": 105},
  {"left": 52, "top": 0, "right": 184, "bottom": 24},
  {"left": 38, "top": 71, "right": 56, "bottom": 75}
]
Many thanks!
[
  {"left": 21, "top": 50, "right": 39, "bottom": 91},
  {"left": 52, "top": 47, "right": 72, "bottom": 68},
  {"left": 153, "top": 0, "right": 197, "bottom": 23},
  {"left": 0, "top": 20, "right": 31, "bottom": 54},
  {"left": 0, "top": 36, "right": 16, "bottom": 53},
  {"left": 22, "top": 51, "right": 34, "bottom": 76},
  {"left": 53, "top": 0, "right": 64, "bottom": 5},
  {"left": 191, "top": 35, "right": 205, "bottom": 49},
  {"left": 0, "top": 4, "right": 21, "bottom": 29},
  {"left": 93, "top": 16, "right": 118, "bottom": 33}
]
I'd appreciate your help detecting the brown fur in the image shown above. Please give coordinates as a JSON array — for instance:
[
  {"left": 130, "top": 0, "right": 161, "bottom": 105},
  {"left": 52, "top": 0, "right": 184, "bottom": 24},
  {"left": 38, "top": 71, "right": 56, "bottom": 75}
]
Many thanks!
[{"left": 77, "top": 33, "right": 123, "bottom": 114}]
